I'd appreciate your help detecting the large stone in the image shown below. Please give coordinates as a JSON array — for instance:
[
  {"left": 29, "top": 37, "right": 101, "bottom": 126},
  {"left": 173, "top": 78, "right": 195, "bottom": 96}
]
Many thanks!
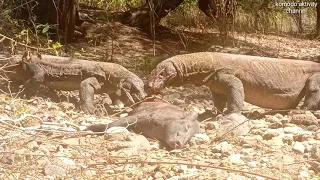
[
  {"left": 106, "top": 133, "right": 151, "bottom": 154},
  {"left": 216, "top": 113, "right": 250, "bottom": 137},
  {"left": 190, "top": 133, "right": 211, "bottom": 145}
]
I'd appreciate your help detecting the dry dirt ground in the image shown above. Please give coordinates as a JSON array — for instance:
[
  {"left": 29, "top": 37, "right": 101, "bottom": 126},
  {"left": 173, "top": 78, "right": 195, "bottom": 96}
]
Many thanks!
[{"left": 1, "top": 16, "right": 320, "bottom": 179}]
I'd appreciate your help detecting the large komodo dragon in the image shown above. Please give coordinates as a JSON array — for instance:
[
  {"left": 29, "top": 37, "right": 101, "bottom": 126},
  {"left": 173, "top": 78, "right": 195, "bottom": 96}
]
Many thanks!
[
  {"left": 147, "top": 52, "right": 320, "bottom": 114},
  {"left": 14, "top": 52, "right": 147, "bottom": 114},
  {"left": 86, "top": 98, "right": 200, "bottom": 149}
]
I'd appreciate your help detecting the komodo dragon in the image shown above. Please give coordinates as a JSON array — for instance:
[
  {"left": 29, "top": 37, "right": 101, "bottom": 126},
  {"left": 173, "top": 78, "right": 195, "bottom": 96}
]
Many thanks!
[
  {"left": 15, "top": 52, "right": 146, "bottom": 114},
  {"left": 147, "top": 52, "right": 320, "bottom": 114},
  {"left": 86, "top": 98, "right": 200, "bottom": 149}
]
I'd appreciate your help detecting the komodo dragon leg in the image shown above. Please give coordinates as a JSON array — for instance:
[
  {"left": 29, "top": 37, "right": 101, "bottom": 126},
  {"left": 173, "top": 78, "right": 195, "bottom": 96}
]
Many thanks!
[
  {"left": 109, "top": 93, "right": 123, "bottom": 106},
  {"left": 211, "top": 93, "right": 227, "bottom": 113},
  {"left": 79, "top": 77, "right": 102, "bottom": 114},
  {"left": 204, "top": 69, "right": 244, "bottom": 114},
  {"left": 301, "top": 73, "right": 320, "bottom": 110},
  {"left": 23, "top": 67, "right": 45, "bottom": 99}
]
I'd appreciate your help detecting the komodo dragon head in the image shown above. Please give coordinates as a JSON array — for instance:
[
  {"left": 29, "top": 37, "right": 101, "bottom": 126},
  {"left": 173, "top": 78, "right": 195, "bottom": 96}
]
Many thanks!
[
  {"left": 118, "top": 76, "right": 147, "bottom": 105},
  {"left": 21, "top": 51, "right": 42, "bottom": 61},
  {"left": 146, "top": 62, "right": 177, "bottom": 95},
  {"left": 13, "top": 51, "right": 41, "bottom": 81}
]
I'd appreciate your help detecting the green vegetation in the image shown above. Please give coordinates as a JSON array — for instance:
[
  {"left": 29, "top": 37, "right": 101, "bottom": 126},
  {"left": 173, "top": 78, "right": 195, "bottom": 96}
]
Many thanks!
[
  {"left": 0, "top": 0, "right": 317, "bottom": 53},
  {"left": 80, "top": 0, "right": 144, "bottom": 11}
]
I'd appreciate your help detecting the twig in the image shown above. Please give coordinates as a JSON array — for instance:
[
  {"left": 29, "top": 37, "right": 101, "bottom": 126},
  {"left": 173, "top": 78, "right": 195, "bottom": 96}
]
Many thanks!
[
  {"left": 0, "top": 57, "right": 14, "bottom": 61},
  {"left": 284, "top": 158, "right": 320, "bottom": 166},
  {"left": 0, "top": 113, "right": 43, "bottom": 123},
  {"left": 0, "top": 150, "right": 279, "bottom": 179},
  {"left": 0, "top": 113, "right": 43, "bottom": 133},
  {"left": 110, "top": 96, "right": 160, "bottom": 117},
  {"left": 9, "top": 0, "right": 36, "bottom": 11},
  {"left": 148, "top": 0, "right": 156, "bottom": 56},
  {"left": 0, "top": 34, "right": 49, "bottom": 51},
  {"left": 47, "top": 131, "right": 107, "bottom": 139},
  {"left": 0, "top": 119, "right": 22, "bottom": 130}
]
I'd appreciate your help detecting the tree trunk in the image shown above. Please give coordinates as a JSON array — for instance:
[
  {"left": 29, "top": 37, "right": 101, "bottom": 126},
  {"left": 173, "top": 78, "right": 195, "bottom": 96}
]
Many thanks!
[
  {"left": 123, "top": 0, "right": 235, "bottom": 45},
  {"left": 317, "top": 0, "right": 320, "bottom": 35},
  {"left": 198, "top": 0, "right": 218, "bottom": 22},
  {"left": 123, "top": 0, "right": 184, "bottom": 31},
  {"left": 12, "top": 0, "right": 79, "bottom": 43},
  {"left": 198, "top": 0, "right": 236, "bottom": 45},
  {"left": 123, "top": 0, "right": 221, "bottom": 31},
  {"left": 57, "top": 0, "right": 78, "bottom": 43}
]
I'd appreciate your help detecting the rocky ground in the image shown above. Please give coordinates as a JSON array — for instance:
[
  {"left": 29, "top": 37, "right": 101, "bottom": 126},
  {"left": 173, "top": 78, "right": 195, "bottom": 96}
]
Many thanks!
[
  {"left": 1, "top": 15, "right": 320, "bottom": 179},
  {"left": 0, "top": 84, "right": 320, "bottom": 179}
]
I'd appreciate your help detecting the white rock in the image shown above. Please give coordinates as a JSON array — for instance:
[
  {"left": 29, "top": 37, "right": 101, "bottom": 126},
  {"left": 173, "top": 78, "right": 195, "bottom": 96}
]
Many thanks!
[
  {"left": 216, "top": 113, "right": 250, "bottom": 137},
  {"left": 298, "top": 171, "right": 310, "bottom": 179},
  {"left": 252, "top": 123, "right": 268, "bottom": 129},
  {"left": 308, "top": 139, "right": 320, "bottom": 145},
  {"left": 241, "top": 148, "right": 254, "bottom": 155},
  {"left": 240, "top": 135, "right": 263, "bottom": 147},
  {"left": 261, "top": 157, "right": 269, "bottom": 163},
  {"left": 193, "top": 133, "right": 211, "bottom": 143},
  {"left": 256, "top": 177, "right": 265, "bottom": 180},
  {"left": 4, "top": 105, "right": 11, "bottom": 111},
  {"left": 227, "top": 173, "right": 247, "bottom": 180},
  {"left": 119, "top": 113, "right": 128, "bottom": 118},
  {"left": 271, "top": 136, "right": 284, "bottom": 146},
  {"left": 247, "top": 161, "right": 258, "bottom": 167},
  {"left": 150, "top": 143, "right": 160, "bottom": 150},
  {"left": 106, "top": 127, "right": 130, "bottom": 134},
  {"left": 212, "top": 141, "right": 232, "bottom": 153},
  {"left": 228, "top": 154, "right": 245, "bottom": 165},
  {"left": 283, "top": 127, "right": 304, "bottom": 135},
  {"left": 293, "top": 142, "right": 305, "bottom": 153}
]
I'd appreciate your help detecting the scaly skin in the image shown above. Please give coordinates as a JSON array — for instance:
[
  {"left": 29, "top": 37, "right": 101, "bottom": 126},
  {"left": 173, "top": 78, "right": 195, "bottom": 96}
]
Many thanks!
[
  {"left": 147, "top": 52, "right": 320, "bottom": 113},
  {"left": 16, "top": 52, "right": 147, "bottom": 114}
]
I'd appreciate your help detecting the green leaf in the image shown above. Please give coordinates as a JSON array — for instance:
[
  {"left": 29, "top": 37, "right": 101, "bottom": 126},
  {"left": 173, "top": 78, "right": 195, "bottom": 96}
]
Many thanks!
[
  {"left": 52, "top": 42, "right": 62, "bottom": 49},
  {"left": 73, "top": 52, "right": 81, "bottom": 57},
  {"left": 42, "top": 24, "right": 50, "bottom": 34}
]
